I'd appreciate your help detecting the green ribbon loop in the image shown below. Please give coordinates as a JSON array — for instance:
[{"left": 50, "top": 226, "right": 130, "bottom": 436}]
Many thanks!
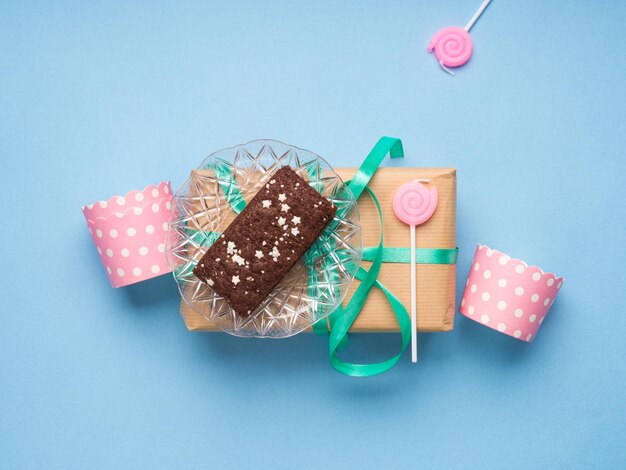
[
  {"left": 327, "top": 186, "right": 412, "bottom": 376},
  {"left": 330, "top": 266, "right": 411, "bottom": 376},
  {"left": 325, "top": 137, "right": 410, "bottom": 376},
  {"left": 345, "top": 136, "right": 404, "bottom": 201}
]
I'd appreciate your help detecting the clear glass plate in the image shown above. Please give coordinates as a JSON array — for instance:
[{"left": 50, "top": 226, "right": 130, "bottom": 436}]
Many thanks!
[{"left": 165, "top": 140, "right": 362, "bottom": 338}]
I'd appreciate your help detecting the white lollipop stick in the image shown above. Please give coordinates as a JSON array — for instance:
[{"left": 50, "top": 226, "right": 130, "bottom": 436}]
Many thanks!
[
  {"left": 410, "top": 224, "right": 417, "bottom": 362},
  {"left": 392, "top": 179, "right": 439, "bottom": 364},
  {"left": 465, "top": 0, "right": 492, "bottom": 32}
]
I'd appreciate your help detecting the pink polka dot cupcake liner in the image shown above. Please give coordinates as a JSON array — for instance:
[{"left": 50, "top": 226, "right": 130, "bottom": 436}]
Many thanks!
[
  {"left": 82, "top": 182, "right": 173, "bottom": 288},
  {"left": 459, "top": 244, "right": 564, "bottom": 342}
]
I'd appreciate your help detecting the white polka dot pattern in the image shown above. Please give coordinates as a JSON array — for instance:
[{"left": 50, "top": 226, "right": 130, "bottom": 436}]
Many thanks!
[
  {"left": 82, "top": 181, "right": 174, "bottom": 287},
  {"left": 459, "top": 244, "right": 564, "bottom": 343}
]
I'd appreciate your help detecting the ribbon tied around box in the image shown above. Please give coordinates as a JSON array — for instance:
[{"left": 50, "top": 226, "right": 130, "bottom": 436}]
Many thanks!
[{"left": 186, "top": 137, "right": 458, "bottom": 376}]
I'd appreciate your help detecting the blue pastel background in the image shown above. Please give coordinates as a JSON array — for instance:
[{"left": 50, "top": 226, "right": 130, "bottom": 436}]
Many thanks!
[{"left": 2, "top": 1, "right": 625, "bottom": 468}]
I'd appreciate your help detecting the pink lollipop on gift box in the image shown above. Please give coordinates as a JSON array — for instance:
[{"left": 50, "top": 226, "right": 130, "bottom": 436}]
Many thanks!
[
  {"left": 393, "top": 180, "right": 438, "bottom": 363},
  {"left": 428, "top": 0, "right": 492, "bottom": 75}
]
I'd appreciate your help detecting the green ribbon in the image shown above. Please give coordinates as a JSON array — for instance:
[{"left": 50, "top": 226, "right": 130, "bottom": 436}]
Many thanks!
[
  {"left": 324, "top": 138, "right": 408, "bottom": 376},
  {"left": 347, "top": 136, "right": 405, "bottom": 198},
  {"left": 333, "top": 265, "right": 412, "bottom": 376},
  {"left": 200, "top": 136, "right": 456, "bottom": 376},
  {"left": 327, "top": 185, "right": 412, "bottom": 376},
  {"left": 209, "top": 160, "right": 247, "bottom": 214},
  {"left": 361, "top": 247, "right": 458, "bottom": 264}
]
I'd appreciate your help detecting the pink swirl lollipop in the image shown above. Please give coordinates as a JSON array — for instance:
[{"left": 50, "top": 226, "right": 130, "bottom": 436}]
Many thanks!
[
  {"left": 392, "top": 180, "right": 438, "bottom": 363},
  {"left": 428, "top": 0, "right": 492, "bottom": 75},
  {"left": 393, "top": 180, "right": 438, "bottom": 226},
  {"left": 428, "top": 26, "right": 473, "bottom": 69}
]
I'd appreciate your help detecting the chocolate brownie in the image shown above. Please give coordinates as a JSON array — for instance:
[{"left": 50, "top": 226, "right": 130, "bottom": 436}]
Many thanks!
[{"left": 193, "top": 166, "right": 337, "bottom": 317}]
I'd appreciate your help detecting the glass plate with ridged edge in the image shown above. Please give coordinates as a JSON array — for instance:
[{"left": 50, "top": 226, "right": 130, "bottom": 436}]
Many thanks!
[{"left": 165, "top": 140, "right": 362, "bottom": 338}]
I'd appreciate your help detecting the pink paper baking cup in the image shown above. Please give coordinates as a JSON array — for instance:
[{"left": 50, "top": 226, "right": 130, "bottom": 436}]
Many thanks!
[
  {"left": 459, "top": 244, "right": 564, "bottom": 342},
  {"left": 82, "top": 182, "right": 173, "bottom": 288}
]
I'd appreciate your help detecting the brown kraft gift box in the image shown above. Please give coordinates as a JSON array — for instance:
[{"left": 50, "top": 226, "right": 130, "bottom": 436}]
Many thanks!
[{"left": 179, "top": 167, "right": 456, "bottom": 333}]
